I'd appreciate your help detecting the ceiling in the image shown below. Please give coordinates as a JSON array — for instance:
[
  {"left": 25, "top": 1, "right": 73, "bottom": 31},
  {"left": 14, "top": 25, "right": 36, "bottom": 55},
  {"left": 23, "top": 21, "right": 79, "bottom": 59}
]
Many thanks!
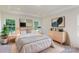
[{"left": 0, "top": 5, "right": 78, "bottom": 17}]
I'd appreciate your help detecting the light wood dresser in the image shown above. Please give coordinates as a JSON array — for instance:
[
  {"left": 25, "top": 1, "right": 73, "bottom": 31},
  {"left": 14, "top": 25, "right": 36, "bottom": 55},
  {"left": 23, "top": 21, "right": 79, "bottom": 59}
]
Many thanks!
[{"left": 48, "top": 31, "right": 67, "bottom": 44}]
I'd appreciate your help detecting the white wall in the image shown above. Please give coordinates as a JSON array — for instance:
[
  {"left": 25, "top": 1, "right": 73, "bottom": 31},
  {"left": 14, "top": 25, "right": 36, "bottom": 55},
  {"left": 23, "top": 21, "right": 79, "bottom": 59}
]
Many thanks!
[
  {"left": 0, "top": 18, "right": 1, "bottom": 34},
  {"left": 41, "top": 8, "right": 79, "bottom": 48},
  {"left": 0, "top": 13, "right": 2, "bottom": 35},
  {"left": 41, "top": 17, "right": 51, "bottom": 34}
]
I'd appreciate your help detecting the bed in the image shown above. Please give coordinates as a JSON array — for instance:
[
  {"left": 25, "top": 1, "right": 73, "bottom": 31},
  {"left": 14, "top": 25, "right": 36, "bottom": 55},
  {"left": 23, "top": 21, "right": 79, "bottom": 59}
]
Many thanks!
[{"left": 16, "top": 32, "right": 54, "bottom": 53}]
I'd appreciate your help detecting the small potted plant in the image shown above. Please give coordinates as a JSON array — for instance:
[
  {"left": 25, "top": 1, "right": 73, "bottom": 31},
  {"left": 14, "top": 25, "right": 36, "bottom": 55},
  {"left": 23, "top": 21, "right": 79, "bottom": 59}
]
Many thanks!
[
  {"left": 0, "top": 25, "right": 9, "bottom": 44},
  {"left": 1, "top": 24, "right": 9, "bottom": 39}
]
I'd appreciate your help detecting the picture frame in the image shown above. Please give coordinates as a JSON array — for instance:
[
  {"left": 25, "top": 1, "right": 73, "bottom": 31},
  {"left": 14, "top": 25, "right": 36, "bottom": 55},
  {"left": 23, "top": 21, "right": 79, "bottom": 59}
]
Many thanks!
[{"left": 51, "top": 16, "right": 65, "bottom": 27}]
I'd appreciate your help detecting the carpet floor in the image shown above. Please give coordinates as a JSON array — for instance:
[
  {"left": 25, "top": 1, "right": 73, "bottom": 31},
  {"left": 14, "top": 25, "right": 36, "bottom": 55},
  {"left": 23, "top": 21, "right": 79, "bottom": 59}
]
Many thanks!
[
  {"left": 61, "top": 47, "right": 79, "bottom": 53},
  {"left": 0, "top": 44, "right": 11, "bottom": 53}
]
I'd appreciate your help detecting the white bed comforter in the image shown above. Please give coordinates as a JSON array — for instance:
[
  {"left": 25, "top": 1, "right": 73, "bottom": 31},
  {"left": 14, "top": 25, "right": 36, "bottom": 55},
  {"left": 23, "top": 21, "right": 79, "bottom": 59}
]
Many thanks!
[{"left": 16, "top": 35, "right": 54, "bottom": 53}]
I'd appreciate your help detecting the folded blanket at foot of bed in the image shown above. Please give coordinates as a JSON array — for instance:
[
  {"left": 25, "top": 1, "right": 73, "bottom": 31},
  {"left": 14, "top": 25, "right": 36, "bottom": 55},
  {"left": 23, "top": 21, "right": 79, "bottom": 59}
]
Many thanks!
[{"left": 16, "top": 35, "right": 54, "bottom": 53}]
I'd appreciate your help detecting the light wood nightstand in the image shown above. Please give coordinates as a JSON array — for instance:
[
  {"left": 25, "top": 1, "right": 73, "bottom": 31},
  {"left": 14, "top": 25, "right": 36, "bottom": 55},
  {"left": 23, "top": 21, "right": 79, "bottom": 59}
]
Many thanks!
[{"left": 7, "top": 36, "right": 16, "bottom": 43}]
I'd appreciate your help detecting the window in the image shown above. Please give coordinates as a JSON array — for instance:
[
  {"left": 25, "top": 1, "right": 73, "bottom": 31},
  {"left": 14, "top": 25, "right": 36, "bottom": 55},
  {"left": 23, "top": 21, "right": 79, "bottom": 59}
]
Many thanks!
[
  {"left": 6, "top": 19, "right": 15, "bottom": 33},
  {"left": 33, "top": 18, "right": 41, "bottom": 31},
  {"left": 34, "top": 21, "right": 39, "bottom": 30}
]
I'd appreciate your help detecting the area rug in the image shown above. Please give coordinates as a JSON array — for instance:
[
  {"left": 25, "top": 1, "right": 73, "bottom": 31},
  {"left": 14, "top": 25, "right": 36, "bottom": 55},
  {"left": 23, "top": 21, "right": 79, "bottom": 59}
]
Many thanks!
[
  {"left": 61, "top": 47, "right": 79, "bottom": 53},
  {"left": 0, "top": 44, "right": 11, "bottom": 53}
]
